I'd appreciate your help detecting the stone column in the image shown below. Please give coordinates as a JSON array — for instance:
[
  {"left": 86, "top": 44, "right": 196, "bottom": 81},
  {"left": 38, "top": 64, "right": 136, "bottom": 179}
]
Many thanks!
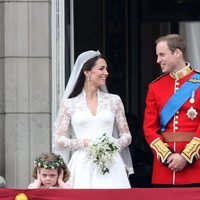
[
  {"left": 0, "top": 1, "right": 5, "bottom": 179},
  {"left": 4, "top": 0, "right": 51, "bottom": 188}
]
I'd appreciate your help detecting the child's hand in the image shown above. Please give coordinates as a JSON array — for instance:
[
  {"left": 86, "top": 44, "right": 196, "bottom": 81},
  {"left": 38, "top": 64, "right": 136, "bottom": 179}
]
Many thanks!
[
  {"left": 57, "top": 169, "right": 72, "bottom": 188},
  {"left": 34, "top": 169, "right": 42, "bottom": 186},
  {"left": 28, "top": 169, "right": 41, "bottom": 189}
]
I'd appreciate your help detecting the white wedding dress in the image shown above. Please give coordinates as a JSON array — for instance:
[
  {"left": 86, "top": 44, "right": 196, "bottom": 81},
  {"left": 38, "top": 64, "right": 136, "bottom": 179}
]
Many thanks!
[{"left": 54, "top": 90, "right": 132, "bottom": 188}]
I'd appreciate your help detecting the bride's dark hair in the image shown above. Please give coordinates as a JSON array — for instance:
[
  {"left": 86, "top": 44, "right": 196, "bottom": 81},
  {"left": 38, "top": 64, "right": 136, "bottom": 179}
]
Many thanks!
[{"left": 68, "top": 54, "right": 106, "bottom": 98}]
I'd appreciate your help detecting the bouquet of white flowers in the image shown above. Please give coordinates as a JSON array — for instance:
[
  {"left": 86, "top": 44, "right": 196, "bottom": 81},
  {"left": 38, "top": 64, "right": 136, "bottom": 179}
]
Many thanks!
[{"left": 87, "top": 133, "right": 118, "bottom": 175}]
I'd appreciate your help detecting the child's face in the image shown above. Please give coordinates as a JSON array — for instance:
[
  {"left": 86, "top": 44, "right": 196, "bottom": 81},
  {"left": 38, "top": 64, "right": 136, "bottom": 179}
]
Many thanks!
[{"left": 39, "top": 168, "right": 59, "bottom": 188}]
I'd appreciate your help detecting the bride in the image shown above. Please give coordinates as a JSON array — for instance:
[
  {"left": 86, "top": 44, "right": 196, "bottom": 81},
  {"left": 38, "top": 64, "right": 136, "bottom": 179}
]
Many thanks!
[{"left": 53, "top": 50, "right": 134, "bottom": 188}]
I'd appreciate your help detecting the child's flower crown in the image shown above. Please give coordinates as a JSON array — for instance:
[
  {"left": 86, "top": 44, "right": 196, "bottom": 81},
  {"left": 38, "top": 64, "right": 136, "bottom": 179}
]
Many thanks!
[{"left": 34, "top": 155, "right": 64, "bottom": 169}]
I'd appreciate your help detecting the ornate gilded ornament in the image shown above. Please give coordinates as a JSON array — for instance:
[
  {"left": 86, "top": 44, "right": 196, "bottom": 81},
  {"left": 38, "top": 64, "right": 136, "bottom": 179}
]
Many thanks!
[
  {"left": 15, "top": 193, "right": 28, "bottom": 200},
  {"left": 150, "top": 138, "right": 172, "bottom": 163},
  {"left": 181, "top": 137, "right": 200, "bottom": 163}
]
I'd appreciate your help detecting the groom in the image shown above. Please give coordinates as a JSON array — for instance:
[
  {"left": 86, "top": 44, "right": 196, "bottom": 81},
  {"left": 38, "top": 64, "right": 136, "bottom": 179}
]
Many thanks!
[{"left": 143, "top": 34, "right": 200, "bottom": 187}]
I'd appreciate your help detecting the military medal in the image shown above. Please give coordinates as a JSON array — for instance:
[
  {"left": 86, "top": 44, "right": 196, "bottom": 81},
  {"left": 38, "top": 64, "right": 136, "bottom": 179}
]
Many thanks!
[
  {"left": 189, "top": 91, "right": 195, "bottom": 104},
  {"left": 190, "top": 98, "right": 195, "bottom": 104},
  {"left": 186, "top": 107, "right": 198, "bottom": 120},
  {"left": 187, "top": 90, "right": 198, "bottom": 120}
]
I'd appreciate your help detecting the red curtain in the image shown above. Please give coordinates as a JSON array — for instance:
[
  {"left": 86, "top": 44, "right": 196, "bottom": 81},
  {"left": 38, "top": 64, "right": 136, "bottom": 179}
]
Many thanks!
[{"left": 0, "top": 188, "right": 200, "bottom": 200}]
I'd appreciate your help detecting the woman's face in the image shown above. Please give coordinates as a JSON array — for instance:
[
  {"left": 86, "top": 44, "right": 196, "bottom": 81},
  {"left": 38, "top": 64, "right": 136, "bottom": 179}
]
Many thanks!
[
  {"left": 39, "top": 168, "right": 59, "bottom": 188},
  {"left": 86, "top": 58, "right": 109, "bottom": 88}
]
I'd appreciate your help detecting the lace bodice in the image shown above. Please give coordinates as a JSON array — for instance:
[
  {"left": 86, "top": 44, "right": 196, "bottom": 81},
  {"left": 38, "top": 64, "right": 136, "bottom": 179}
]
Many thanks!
[{"left": 54, "top": 90, "right": 131, "bottom": 151}]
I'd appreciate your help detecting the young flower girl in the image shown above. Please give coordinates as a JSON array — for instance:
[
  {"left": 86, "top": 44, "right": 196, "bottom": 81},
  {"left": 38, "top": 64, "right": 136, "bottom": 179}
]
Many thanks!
[{"left": 28, "top": 152, "right": 71, "bottom": 188}]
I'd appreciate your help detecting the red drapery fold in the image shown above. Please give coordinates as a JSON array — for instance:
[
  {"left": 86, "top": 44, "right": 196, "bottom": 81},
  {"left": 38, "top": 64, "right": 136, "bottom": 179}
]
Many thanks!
[{"left": 0, "top": 188, "right": 200, "bottom": 200}]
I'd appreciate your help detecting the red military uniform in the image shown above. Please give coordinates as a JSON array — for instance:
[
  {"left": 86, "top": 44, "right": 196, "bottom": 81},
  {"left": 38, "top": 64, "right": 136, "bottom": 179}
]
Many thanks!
[{"left": 143, "top": 64, "right": 200, "bottom": 185}]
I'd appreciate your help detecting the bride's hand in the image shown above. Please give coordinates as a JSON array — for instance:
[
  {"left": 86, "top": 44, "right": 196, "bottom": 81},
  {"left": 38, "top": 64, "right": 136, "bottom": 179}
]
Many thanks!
[{"left": 83, "top": 138, "right": 90, "bottom": 147}]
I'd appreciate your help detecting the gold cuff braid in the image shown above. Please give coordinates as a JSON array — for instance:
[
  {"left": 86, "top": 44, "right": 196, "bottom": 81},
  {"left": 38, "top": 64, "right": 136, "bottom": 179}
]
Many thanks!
[
  {"left": 181, "top": 137, "right": 200, "bottom": 163},
  {"left": 150, "top": 138, "right": 172, "bottom": 163}
]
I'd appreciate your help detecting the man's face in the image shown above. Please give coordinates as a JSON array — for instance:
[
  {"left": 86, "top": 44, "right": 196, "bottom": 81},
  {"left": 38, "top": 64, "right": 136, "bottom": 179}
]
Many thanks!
[
  {"left": 39, "top": 168, "right": 58, "bottom": 188},
  {"left": 156, "top": 41, "right": 179, "bottom": 73}
]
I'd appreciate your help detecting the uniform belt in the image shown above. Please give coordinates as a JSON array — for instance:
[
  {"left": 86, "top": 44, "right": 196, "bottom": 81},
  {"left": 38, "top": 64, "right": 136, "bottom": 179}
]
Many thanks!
[{"left": 162, "top": 132, "right": 194, "bottom": 142}]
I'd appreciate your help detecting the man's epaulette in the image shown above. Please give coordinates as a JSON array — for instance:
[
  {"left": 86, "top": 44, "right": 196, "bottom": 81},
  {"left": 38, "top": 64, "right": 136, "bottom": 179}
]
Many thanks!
[
  {"left": 194, "top": 68, "right": 200, "bottom": 74},
  {"left": 151, "top": 73, "right": 169, "bottom": 83}
]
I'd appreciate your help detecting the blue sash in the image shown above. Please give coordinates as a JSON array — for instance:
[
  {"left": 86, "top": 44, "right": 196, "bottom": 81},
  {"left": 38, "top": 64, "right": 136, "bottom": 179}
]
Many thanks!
[{"left": 160, "top": 73, "right": 200, "bottom": 132}]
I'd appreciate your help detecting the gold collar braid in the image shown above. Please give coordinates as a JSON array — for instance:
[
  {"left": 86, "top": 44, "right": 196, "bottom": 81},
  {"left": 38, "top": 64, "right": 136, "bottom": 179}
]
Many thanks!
[{"left": 170, "top": 63, "right": 193, "bottom": 79}]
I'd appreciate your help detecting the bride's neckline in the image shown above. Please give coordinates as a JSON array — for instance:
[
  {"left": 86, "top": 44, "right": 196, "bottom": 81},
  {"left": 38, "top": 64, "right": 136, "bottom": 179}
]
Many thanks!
[{"left": 83, "top": 89, "right": 99, "bottom": 116}]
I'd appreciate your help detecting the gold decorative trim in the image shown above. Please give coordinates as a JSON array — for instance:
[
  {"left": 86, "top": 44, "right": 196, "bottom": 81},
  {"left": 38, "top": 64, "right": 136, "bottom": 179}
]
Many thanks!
[
  {"left": 15, "top": 193, "right": 28, "bottom": 200},
  {"left": 170, "top": 63, "right": 192, "bottom": 79},
  {"left": 150, "top": 138, "right": 172, "bottom": 163},
  {"left": 181, "top": 137, "right": 200, "bottom": 163}
]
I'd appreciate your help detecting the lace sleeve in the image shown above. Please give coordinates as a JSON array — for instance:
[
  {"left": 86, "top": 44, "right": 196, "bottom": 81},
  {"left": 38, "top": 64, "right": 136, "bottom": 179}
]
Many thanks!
[
  {"left": 114, "top": 96, "right": 132, "bottom": 150},
  {"left": 54, "top": 100, "right": 84, "bottom": 150}
]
